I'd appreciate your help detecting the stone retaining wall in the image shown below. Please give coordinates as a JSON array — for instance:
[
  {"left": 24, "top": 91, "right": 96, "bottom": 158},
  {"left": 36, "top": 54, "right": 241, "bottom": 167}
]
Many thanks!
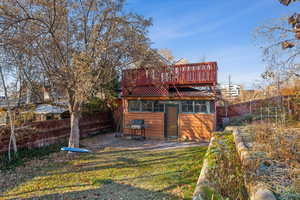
[
  {"left": 192, "top": 137, "right": 215, "bottom": 200},
  {"left": 232, "top": 127, "right": 276, "bottom": 200},
  {"left": 193, "top": 126, "right": 277, "bottom": 200}
]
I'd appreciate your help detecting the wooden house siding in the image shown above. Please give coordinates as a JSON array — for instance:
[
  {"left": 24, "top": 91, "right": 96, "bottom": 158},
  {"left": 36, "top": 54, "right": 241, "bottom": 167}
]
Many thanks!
[
  {"left": 122, "top": 62, "right": 218, "bottom": 141},
  {"left": 178, "top": 113, "right": 215, "bottom": 141},
  {"left": 123, "top": 111, "right": 216, "bottom": 140},
  {"left": 123, "top": 112, "right": 165, "bottom": 139}
]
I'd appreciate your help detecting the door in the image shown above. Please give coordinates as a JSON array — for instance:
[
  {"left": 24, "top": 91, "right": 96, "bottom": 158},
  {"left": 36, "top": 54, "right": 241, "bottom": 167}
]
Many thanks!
[{"left": 165, "top": 104, "right": 178, "bottom": 138}]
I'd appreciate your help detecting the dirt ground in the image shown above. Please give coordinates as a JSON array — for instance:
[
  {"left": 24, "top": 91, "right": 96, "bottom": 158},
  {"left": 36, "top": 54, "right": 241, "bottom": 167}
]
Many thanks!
[{"left": 81, "top": 132, "right": 208, "bottom": 151}]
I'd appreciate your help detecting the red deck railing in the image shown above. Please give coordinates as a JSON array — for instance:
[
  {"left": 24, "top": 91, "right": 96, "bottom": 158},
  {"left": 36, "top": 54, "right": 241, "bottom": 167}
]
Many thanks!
[{"left": 122, "top": 62, "right": 218, "bottom": 88}]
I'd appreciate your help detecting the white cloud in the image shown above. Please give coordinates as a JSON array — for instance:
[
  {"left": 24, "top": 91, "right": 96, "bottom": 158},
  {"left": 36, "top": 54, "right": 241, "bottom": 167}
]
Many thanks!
[{"left": 149, "top": 0, "right": 269, "bottom": 43}]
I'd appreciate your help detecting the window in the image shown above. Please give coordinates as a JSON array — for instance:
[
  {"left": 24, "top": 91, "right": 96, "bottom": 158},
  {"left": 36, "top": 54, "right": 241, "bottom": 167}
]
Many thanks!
[
  {"left": 181, "top": 101, "right": 193, "bottom": 113},
  {"left": 195, "top": 100, "right": 208, "bottom": 113},
  {"left": 154, "top": 102, "right": 164, "bottom": 112},
  {"left": 141, "top": 101, "right": 153, "bottom": 112},
  {"left": 180, "top": 100, "right": 214, "bottom": 114},
  {"left": 128, "top": 100, "right": 214, "bottom": 113},
  {"left": 128, "top": 100, "right": 141, "bottom": 112},
  {"left": 128, "top": 100, "right": 162, "bottom": 112}
]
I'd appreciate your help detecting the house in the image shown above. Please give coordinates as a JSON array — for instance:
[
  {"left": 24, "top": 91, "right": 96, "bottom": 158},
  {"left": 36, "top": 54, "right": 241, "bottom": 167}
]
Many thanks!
[
  {"left": 121, "top": 62, "right": 218, "bottom": 141},
  {"left": 33, "top": 104, "right": 68, "bottom": 121},
  {"left": 220, "top": 84, "right": 241, "bottom": 98},
  {"left": 174, "top": 58, "right": 189, "bottom": 65}
]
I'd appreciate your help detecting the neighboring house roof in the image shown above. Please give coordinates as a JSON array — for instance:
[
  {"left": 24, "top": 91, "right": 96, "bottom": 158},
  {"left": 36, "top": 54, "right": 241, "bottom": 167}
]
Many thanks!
[
  {"left": 126, "top": 48, "right": 172, "bottom": 70},
  {"left": 0, "top": 99, "right": 19, "bottom": 108},
  {"left": 34, "top": 104, "right": 67, "bottom": 114},
  {"left": 155, "top": 50, "right": 173, "bottom": 65},
  {"left": 174, "top": 58, "right": 188, "bottom": 65}
]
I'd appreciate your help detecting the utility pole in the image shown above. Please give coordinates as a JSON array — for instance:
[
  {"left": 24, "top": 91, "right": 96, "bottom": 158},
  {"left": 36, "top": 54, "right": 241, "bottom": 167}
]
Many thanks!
[{"left": 228, "top": 74, "right": 232, "bottom": 100}]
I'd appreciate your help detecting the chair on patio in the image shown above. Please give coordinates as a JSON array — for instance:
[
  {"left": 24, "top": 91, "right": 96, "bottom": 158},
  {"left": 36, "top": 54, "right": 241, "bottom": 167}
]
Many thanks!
[{"left": 126, "top": 119, "right": 147, "bottom": 139}]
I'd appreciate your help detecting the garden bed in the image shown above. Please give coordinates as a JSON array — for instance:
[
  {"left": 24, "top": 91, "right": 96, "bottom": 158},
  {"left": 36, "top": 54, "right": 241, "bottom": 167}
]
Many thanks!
[
  {"left": 193, "top": 131, "right": 248, "bottom": 200},
  {"left": 239, "top": 124, "right": 300, "bottom": 200}
]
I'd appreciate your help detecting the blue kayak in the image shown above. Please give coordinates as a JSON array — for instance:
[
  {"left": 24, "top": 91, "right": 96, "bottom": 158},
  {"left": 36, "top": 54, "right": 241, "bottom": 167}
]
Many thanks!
[{"left": 61, "top": 147, "right": 92, "bottom": 153}]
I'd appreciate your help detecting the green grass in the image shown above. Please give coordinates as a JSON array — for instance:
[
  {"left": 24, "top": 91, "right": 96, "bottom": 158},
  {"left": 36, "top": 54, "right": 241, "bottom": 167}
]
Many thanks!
[
  {"left": 205, "top": 132, "right": 248, "bottom": 200},
  {"left": 0, "top": 142, "right": 67, "bottom": 171},
  {"left": 0, "top": 145, "right": 207, "bottom": 200}
]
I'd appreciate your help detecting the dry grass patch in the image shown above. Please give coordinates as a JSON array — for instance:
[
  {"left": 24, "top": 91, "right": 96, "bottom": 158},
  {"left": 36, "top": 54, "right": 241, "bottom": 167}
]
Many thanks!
[
  {"left": 248, "top": 123, "right": 300, "bottom": 199},
  {"left": 205, "top": 132, "right": 248, "bottom": 200}
]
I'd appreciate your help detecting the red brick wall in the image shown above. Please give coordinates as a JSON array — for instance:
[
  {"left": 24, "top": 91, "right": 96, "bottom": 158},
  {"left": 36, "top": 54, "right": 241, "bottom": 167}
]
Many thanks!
[
  {"left": 216, "top": 95, "right": 299, "bottom": 125},
  {"left": 0, "top": 112, "right": 113, "bottom": 153}
]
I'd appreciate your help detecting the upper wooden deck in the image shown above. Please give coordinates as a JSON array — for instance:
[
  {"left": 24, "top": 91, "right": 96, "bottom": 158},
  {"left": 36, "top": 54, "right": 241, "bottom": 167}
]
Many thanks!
[{"left": 122, "top": 62, "right": 218, "bottom": 88}]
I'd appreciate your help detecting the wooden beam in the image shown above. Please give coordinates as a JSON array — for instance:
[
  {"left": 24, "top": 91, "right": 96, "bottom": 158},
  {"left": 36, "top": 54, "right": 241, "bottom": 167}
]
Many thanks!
[{"left": 124, "top": 96, "right": 215, "bottom": 101}]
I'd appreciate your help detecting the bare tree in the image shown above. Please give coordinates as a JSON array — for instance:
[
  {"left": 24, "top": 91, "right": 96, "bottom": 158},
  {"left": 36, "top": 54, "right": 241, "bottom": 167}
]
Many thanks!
[
  {"left": 0, "top": 0, "right": 159, "bottom": 148},
  {"left": 255, "top": 0, "right": 300, "bottom": 79},
  {"left": 0, "top": 46, "right": 45, "bottom": 160},
  {"left": 0, "top": 49, "right": 18, "bottom": 160},
  {"left": 279, "top": 0, "right": 298, "bottom": 6}
]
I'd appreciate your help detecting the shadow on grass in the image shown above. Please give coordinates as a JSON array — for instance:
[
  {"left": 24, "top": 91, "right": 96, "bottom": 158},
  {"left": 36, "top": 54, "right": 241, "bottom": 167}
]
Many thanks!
[
  {"left": 0, "top": 142, "right": 67, "bottom": 171},
  {"left": 43, "top": 148, "right": 207, "bottom": 177},
  {"left": 1, "top": 172, "right": 177, "bottom": 199},
  {"left": 1, "top": 146, "right": 207, "bottom": 200},
  {"left": 79, "top": 142, "right": 205, "bottom": 157},
  {"left": 7, "top": 179, "right": 179, "bottom": 200}
]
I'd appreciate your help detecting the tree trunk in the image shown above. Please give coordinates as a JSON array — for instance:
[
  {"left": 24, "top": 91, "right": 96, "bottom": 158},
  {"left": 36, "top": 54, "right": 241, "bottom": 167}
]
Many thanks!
[
  {"left": 0, "top": 65, "right": 17, "bottom": 160},
  {"left": 68, "top": 111, "right": 80, "bottom": 148},
  {"left": 8, "top": 111, "right": 17, "bottom": 160}
]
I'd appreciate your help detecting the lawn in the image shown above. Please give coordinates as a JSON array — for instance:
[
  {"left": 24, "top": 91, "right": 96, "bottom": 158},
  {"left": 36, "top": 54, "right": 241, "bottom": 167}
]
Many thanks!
[{"left": 0, "top": 143, "right": 207, "bottom": 200}]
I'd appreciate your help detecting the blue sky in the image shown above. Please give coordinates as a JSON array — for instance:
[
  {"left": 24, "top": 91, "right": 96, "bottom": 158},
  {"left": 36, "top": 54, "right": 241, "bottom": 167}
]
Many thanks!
[{"left": 125, "top": 0, "right": 300, "bottom": 88}]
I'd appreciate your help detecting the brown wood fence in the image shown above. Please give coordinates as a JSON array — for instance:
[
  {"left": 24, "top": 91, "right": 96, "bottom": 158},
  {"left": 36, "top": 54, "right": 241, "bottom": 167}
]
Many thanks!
[{"left": 0, "top": 112, "right": 113, "bottom": 153}]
